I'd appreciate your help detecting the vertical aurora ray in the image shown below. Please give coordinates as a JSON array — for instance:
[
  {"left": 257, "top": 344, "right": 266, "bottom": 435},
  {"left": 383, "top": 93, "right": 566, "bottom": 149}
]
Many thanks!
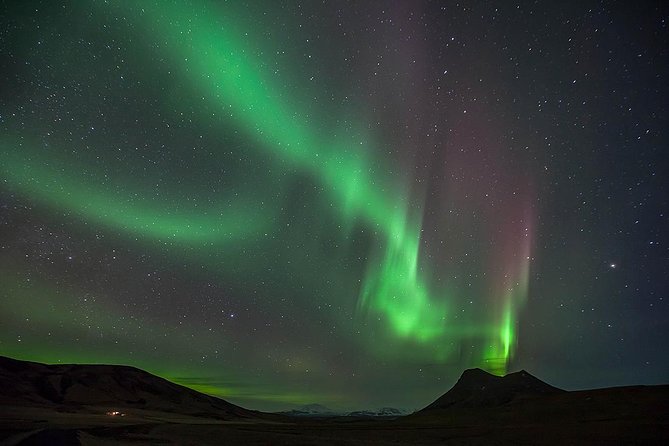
[
  {"left": 357, "top": 207, "right": 448, "bottom": 343},
  {"left": 482, "top": 210, "right": 534, "bottom": 375}
]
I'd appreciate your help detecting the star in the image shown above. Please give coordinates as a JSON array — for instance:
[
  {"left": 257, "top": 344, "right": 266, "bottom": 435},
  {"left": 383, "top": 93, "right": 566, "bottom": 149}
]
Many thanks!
[{"left": 0, "top": 0, "right": 665, "bottom": 413}]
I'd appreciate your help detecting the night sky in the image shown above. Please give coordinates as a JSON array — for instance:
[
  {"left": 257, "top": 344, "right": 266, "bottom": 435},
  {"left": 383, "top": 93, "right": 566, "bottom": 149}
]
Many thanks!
[{"left": 1, "top": 1, "right": 667, "bottom": 412}]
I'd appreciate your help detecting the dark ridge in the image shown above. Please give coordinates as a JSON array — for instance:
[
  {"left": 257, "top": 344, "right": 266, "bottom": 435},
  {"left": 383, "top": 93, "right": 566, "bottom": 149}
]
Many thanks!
[{"left": 0, "top": 355, "right": 259, "bottom": 420}]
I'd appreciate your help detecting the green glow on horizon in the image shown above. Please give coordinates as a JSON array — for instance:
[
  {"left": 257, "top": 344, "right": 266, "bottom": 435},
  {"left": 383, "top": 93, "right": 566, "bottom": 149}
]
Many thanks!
[{"left": 170, "top": 377, "right": 342, "bottom": 407}]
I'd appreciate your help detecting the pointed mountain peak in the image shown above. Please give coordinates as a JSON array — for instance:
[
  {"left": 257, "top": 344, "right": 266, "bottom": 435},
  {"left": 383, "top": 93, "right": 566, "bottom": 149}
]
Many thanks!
[
  {"left": 422, "top": 368, "right": 564, "bottom": 411},
  {"left": 460, "top": 368, "right": 495, "bottom": 378},
  {"left": 507, "top": 369, "right": 532, "bottom": 377}
]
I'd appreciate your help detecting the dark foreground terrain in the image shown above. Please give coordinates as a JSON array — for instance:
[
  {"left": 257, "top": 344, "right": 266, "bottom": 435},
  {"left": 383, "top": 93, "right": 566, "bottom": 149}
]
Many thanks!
[{"left": 1, "top": 356, "right": 668, "bottom": 445}]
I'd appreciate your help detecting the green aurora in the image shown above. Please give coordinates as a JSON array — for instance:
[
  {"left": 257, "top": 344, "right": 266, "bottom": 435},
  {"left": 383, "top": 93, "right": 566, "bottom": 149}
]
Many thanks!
[{"left": 0, "top": 1, "right": 541, "bottom": 410}]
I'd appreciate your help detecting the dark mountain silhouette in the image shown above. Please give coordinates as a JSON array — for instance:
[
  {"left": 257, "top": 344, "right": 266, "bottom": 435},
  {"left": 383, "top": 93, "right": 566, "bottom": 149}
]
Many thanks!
[
  {"left": 1, "top": 356, "right": 668, "bottom": 445},
  {"left": 423, "top": 368, "right": 564, "bottom": 410},
  {"left": 0, "top": 355, "right": 257, "bottom": 419}
]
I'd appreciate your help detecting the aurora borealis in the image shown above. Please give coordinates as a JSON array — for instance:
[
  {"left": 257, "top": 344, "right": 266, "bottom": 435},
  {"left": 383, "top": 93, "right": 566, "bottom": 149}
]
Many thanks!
[{"left": 1, "top": 1, "right": 668, "bottom": 412}]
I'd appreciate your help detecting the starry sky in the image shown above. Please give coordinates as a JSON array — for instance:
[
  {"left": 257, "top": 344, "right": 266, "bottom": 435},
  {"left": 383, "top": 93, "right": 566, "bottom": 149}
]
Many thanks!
[{"left": 1, "top": 1, "right": 667, "bottom": 412}]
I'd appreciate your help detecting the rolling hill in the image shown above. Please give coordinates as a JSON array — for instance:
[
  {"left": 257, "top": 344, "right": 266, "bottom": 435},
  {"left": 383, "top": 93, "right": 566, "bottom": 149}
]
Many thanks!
[{"left": 0, "top": 355, "right": 256, "bottom": 420}]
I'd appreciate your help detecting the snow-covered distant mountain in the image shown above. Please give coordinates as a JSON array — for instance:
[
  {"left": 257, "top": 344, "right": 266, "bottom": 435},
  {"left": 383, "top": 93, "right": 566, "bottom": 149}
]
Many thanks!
[{"left": 278, "top": 403, "right": 340, "bottom": 417}]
